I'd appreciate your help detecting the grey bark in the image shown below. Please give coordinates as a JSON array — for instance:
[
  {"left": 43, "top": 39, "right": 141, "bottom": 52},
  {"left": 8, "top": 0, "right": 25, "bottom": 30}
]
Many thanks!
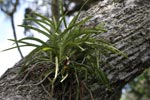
[
  {"left": 0, "top": 0, "right": 150, "bottom": 100},
  {"left": 51, "top": 0, "right": 60, "bottom": 22}
]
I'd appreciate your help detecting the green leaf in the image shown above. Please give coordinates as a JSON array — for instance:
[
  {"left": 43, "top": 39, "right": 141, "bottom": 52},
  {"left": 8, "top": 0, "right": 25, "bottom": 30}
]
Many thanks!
[
  {"left": 25, "top": 18, "right": 51, "bottom": 33},
  {"left": 19, "top": 25, "right": 51, "bottom": 39},
  {"left": 42, "top": 47, "right": 52, "bottom": 51},
  {"left": 31, "top": 12, "right": 54, "bottom": 26},
  {"left": 17, "top": 37, "right": 48, "bottom": 46}
]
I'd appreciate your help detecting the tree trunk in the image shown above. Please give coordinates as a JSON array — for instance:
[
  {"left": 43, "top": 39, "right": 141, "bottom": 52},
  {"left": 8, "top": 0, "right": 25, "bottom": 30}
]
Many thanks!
[{"left": 0, "top": 0, "right": 150, "bottom": 100}]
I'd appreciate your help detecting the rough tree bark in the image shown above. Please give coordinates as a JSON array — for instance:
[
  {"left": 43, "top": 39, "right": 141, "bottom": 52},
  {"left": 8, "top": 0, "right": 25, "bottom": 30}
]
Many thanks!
[{"left": 0, "top": 0, "right": 150, "bottom": 100}]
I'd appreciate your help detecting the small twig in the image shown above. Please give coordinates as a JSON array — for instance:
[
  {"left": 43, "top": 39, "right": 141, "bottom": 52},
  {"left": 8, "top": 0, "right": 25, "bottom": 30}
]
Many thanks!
[
  {"left": 81, "top": 57, "right": 86, "bottom": 64},
  {"left": 41, "top": 84, "right": 52, "bottom": 99},
  {"left": 10, "top": 14, "right": 24, "bottom": 58},
  {"left": 1, "top": 0, "right": 24, "bottom": 58},
  {"left": 10, "top": 62, "right": 40, "bottom": 86},
  {"left": 75, "top": 72, "right": 80, "bottom": 100},
  {"left": 15, "top": 67, "right": 53, "bottom": 90},
  {"left": 81, "top": 81, "right": 94, "bottom": 100}
]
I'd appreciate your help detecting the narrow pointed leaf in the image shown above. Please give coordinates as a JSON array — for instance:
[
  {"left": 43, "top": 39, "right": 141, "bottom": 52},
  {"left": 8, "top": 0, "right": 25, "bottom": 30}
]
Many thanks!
[{"left": 19, "top": 25, "right": 50, "bottom": 39}]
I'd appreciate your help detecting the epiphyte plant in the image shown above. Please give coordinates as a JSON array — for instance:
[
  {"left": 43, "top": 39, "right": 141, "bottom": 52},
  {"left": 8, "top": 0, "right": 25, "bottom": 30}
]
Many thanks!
[{"left": 3, "top": 0, "right": 126, "bottom": 99}]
